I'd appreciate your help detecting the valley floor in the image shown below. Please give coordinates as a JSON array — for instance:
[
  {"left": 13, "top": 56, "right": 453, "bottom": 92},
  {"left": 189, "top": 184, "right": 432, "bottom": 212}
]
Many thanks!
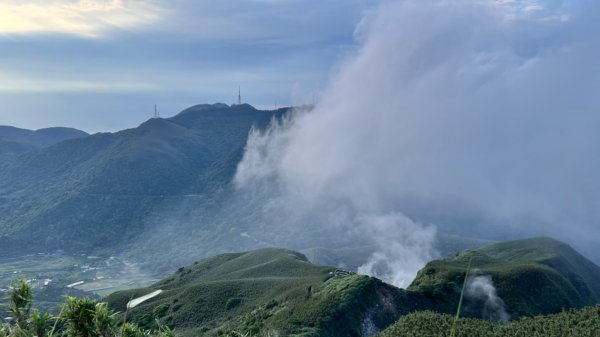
[{"left": 0, "top": 253, "right": 155, "bottom": 315}]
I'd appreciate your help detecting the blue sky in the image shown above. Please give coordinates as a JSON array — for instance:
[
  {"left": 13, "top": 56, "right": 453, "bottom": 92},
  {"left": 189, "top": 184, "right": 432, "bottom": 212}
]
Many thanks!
[{"left": 0, "top": 0, "right": 370, "bottom": 132}]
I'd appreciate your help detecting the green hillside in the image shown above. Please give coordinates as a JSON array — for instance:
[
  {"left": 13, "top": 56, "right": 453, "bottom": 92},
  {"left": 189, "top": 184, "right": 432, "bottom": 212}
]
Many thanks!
[
  {"left": 409, "top": 237, "right": 600, "bottom": 318},
  {"left": 0, "top": 104, "right": 287, "bottom": 261},
  {"left": 377, "top": 306, "right": 600, "bottom": 337},
  {"left": 106, "top": 248, "right": 422, "bottom": 337},
  {"left": 108, "top": 239, "right": 600, "bottom": 336}
]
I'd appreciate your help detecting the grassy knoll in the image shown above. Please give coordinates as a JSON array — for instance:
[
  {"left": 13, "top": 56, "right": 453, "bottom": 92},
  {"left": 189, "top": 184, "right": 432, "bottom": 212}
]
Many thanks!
[
  {"left": 409, "top": 237, "right": 600, "bottom": 318},
  {"left": 106, "top": 248, "right": 417, "bottom": 337}
]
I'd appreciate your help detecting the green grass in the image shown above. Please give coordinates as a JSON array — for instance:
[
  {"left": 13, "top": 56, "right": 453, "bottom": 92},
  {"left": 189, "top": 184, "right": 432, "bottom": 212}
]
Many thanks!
[{"left": 378, "top": 306, "right": 600, "bottom": 337}]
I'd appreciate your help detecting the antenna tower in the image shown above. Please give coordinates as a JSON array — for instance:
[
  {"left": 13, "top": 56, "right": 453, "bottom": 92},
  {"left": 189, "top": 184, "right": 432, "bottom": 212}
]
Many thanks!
[
  {"left": 238, "top": 86, "right": 242, "bottom": 105},
  {"left": 154, "top": 104, "right": 160, "bottom": 118}
]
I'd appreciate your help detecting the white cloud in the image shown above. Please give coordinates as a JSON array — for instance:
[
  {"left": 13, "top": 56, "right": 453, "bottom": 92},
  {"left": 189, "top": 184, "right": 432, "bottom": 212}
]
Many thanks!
[
  {"left": 0, "top": 0, "right": 163, "bottom": 37},
  {"left": 233, "top": 0, "right": 600, "bottom": 284},
  {"left": 491, "top": 0, "right": 572, "bottom": 22}
]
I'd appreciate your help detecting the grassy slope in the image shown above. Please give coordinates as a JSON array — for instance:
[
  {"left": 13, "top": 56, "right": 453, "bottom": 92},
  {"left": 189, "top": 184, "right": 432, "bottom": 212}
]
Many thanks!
[
  {"left": 409, "top": 237, "right": 600, "bottom": 318},
  {"left": 378, "top": 306, "right": 600, "bottom": 337},
  {"left": 108, "top": 239, "right": 600, "bottom": 336},
  {"left": 106, "top": 248, "right": 421, "bottom": 337}
]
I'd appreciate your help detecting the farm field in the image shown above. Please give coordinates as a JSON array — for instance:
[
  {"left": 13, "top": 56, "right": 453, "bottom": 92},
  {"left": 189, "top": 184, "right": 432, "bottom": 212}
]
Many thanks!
[{"left": 0, "top": 253, "right": 156, "bottom": 315}]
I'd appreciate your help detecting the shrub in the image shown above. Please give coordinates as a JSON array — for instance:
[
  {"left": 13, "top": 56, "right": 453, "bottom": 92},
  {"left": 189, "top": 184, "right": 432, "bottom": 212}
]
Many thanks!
[{"left": 0, "top": 279, "right": 176, "bottom": 337}]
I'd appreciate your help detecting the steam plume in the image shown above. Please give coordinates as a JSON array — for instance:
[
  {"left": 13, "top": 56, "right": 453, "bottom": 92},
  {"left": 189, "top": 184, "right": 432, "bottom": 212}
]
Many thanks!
[
  {"left": 233, "top": 0, "right": 600, "bottom": 285},
  {"left": 466, "top": 275, "right": 510, "bottom": 322}
]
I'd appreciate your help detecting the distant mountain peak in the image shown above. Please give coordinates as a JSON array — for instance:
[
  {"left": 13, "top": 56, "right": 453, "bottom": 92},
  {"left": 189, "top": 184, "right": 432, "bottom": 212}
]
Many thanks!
[
  {"left": 178, "top": 102, "right": 256, "bottom": 113},
  {"left": 0, "top": 125, "right": 88, "bottom": 155},
  {"left": 182, "top": 103, "right": 231, "bottom": 111}
]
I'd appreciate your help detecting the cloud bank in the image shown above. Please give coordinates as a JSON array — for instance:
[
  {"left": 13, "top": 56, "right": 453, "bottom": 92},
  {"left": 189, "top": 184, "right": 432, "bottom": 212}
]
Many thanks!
[
  {"left": 0, "top": 1, "right": 366, "bottom": 132},
  {"left": 0, "top": 0, "right": 162, "bottom": 37},
  {"left": 234, "top": 0, "right": 600, "bottom": 286}
]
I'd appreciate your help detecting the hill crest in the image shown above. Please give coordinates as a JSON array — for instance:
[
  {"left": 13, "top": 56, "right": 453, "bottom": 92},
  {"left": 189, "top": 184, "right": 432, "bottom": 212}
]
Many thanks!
[{"left": 409, "top": 236, "right": 600, "bottom": 318}]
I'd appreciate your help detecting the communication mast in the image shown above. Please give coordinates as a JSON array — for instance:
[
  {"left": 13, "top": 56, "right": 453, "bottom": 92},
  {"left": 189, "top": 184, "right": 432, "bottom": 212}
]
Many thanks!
[
  {"left": 238, "top": 86, "right": 242, "bottom": 105},
  {"left": 154, "top": 104, "right": 160, "bottom": 118}
]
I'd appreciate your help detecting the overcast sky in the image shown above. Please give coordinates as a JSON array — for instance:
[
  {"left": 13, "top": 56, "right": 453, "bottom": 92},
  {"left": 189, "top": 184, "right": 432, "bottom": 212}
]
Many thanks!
[{"left": 0, "top": 0, "right": 369, "bottom": 132}]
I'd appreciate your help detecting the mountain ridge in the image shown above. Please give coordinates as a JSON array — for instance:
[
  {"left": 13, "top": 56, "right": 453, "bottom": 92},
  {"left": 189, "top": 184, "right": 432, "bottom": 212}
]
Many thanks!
[
  {"left": 0, "top": 125, "right": 88, "bottom": 155},
  {"left": 0, "top": 104, "right": 289, "bottom": 260}
]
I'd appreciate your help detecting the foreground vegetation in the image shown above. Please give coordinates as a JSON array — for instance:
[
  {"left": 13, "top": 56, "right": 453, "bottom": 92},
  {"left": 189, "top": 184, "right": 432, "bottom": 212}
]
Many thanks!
[
  {"left": 4, "top": 278, "right": 600, "bottom": 337},
  {"left": 378, "top": 307, "right": 600, "bottom": 337},
  {"left": 0, "top": 279, "right": 174, "bottom": 337}
]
